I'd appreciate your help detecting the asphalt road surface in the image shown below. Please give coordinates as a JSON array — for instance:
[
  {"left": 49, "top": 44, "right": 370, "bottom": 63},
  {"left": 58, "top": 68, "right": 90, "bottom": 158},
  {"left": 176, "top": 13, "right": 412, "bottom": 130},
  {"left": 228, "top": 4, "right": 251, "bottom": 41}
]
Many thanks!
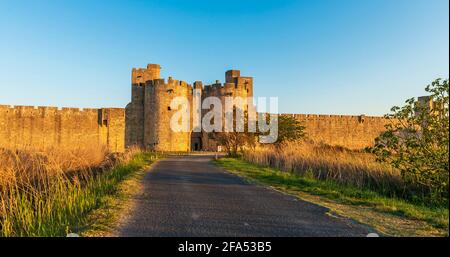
[{"left": 118, "top": 154, "right": 374, "bottom": 237}]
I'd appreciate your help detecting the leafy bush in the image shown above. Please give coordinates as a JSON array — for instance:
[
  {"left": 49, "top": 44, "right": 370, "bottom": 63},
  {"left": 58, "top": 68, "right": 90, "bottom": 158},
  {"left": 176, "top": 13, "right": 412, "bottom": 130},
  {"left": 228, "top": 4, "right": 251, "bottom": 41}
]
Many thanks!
[
  {"left": 371, "top": 79, "right": 449, "bottom": 203},
  {"left": 275, "top": 115, "right": 306, "bottom": 147},
  {"left": 215, "top": 113, "right": 306, "bottom": 156}
]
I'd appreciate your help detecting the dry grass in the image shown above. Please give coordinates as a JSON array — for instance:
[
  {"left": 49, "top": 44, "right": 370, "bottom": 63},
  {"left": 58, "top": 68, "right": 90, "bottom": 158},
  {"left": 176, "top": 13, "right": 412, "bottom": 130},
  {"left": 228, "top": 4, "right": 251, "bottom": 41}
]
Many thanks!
[
  {"left": 0, "top": 145, "right": 145, "bottom": 236},
  {"left": 244, "top": 141, "right": 404, "bottom": 196},
  {"left": 0, "top": 146, "right": 108, "bottom": 187}
]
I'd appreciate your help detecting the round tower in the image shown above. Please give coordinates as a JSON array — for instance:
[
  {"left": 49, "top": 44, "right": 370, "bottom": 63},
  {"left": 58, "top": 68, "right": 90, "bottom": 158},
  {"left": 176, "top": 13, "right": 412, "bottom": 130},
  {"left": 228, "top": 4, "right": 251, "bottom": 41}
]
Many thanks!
[{"left": 143, "top": 78, "right": 193, "bottom": 152}]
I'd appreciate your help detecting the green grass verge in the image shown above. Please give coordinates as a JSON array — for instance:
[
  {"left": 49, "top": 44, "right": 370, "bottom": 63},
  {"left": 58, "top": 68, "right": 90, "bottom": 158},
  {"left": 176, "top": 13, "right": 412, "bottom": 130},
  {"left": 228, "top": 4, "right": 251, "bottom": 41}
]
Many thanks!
[
  {"left": 79, "top": 153, "right": 160, "bottom": 237},
  {"left": 214, "top": 157, "right": 449, "bottom": 237},
  {"left": 1, "top": 152, "right": 158, "bottom": 237}
]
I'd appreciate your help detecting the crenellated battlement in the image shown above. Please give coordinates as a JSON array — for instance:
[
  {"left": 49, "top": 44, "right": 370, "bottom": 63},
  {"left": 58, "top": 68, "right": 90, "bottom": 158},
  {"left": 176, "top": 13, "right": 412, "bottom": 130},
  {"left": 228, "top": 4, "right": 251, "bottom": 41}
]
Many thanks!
[
  {"left": 145, "top": 77, "right": 192, "bottom": 89},
  {"left": 281, "top": 113, "right": 391, "bottom": 121},
  {"left": 132, "top": 63, "right": 161, "bottom": 85},
  {"left": 0, "top": 104, "right": 121, "bottom": 115},
  {"left": 202, "top": 81, "right": 247, "bottom": 96}
]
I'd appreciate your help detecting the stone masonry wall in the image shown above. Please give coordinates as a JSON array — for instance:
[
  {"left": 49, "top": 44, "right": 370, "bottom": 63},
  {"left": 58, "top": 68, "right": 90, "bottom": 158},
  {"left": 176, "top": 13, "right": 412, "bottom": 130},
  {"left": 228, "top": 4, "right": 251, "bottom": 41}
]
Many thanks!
[
  {"left": 0, "top": 105, "right": 125, "bottom": 152},
  {"left": 1, "top": 64, "right": 396, "bottom": 153},
  {"left": 283, "top": 113, "right": 392, "bottom": 150}
]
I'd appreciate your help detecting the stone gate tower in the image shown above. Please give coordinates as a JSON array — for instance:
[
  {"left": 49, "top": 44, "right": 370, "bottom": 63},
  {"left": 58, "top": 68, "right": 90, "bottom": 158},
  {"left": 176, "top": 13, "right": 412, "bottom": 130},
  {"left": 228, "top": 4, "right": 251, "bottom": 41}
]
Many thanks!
[
  {"left": 126, "top": 64, "right": 192, "bottom": 151},
  {"left": 125, "top": 63, "right": 253, "bottom": 152}
]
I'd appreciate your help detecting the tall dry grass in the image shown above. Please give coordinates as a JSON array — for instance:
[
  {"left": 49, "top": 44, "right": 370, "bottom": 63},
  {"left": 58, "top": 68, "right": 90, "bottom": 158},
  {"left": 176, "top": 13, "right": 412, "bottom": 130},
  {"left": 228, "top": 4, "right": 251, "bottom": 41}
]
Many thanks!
[
  {"left": 0, "top": 146, "right": 108, "bottom": 187},
  {"left": 244, "top": 141, "right": 405, "bottom": 196},
  {"left": 0, "top": 145, "right": 144, "bottom": 236}
]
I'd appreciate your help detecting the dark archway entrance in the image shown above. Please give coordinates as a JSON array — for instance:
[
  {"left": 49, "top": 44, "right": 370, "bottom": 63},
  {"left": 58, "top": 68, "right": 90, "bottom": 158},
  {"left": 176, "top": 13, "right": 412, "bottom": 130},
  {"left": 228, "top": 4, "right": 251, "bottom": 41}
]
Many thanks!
[{"left": 191, "top": 132, "right": 202, "bottom": 151}]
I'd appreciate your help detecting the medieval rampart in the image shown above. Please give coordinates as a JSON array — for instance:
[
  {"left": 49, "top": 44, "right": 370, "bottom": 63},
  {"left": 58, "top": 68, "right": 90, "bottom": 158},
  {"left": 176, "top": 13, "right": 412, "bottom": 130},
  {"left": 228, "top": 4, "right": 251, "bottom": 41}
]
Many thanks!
[
  {"left": 0, "top": 105, "right": 125, "bottom": 152},
  {"left": 283, "top": 113, "right": 392, "bottom": 149}
]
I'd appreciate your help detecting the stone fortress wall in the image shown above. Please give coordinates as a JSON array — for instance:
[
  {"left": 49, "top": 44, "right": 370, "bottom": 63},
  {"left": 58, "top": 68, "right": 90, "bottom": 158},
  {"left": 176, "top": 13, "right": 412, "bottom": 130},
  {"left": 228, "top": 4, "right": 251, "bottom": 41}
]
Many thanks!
[
  {"left": 0, "top": 63, "right": 399, "bottom": 153},
  {"left": 282, "top": 113, "right": 391, "bottom": 150},
  {"left": 0, "top": 105, "right": 125, "bottom": 152}
]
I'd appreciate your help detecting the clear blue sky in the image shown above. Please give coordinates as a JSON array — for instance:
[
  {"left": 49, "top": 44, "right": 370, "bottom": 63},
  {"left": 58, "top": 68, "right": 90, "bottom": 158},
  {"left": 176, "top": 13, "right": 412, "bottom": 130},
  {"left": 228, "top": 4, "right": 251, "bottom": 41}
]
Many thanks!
[{"left": 0, "top": 0, "right": 448, "bottom": 115}]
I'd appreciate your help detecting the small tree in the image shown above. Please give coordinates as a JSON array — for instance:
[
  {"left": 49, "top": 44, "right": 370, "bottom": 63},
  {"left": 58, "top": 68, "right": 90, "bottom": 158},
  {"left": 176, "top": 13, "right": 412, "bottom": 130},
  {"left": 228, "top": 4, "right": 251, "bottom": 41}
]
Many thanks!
[
  {"left": 214, "top": 110, "right": 257, "bottom": 157},
  {"left": 275, "top": 115, "right": 306, "bottom": 147},
  {"left": 216, "top": 113, "right": 306, "bottom": 156},
  {"left": 371, "top": 79, "right": 449, "bottom": 202},
  {"left": 216, "top": 131, "right": 255, "bottom": 157}
]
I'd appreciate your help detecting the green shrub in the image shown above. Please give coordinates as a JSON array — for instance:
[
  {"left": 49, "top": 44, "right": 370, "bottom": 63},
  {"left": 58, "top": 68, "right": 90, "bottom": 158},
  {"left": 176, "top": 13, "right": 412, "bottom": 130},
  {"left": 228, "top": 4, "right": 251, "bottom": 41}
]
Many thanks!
[{"left": 370, "top": 79, "right": 449, "bottom": 204}]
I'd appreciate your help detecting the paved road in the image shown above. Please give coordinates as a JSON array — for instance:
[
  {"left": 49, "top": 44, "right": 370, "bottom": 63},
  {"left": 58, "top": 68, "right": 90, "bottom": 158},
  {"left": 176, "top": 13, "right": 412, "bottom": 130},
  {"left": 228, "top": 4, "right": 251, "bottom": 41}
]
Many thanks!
[{"left": 118, "top": 155, "right": 373, "bottom": 237}]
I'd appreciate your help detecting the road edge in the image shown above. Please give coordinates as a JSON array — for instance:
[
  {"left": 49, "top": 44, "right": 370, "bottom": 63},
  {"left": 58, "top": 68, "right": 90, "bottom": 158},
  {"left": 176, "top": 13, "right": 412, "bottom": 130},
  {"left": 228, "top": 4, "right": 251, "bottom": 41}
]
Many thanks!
[
  {"left": 79, "top": 158, "right": 161, "bottom": 237},
  {"left": 212, "top": 158, "right": 447, "bottom": 237}
]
